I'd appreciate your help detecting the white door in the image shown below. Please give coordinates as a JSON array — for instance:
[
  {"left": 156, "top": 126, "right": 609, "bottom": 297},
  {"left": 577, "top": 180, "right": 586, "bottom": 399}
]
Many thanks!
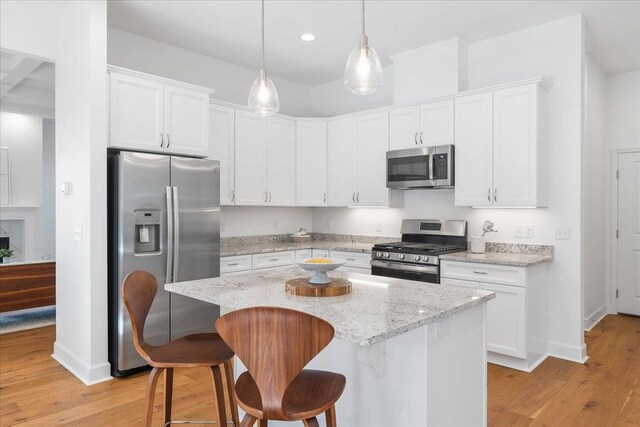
[
  {"left": 209, "top": 105, "right": 235, "bottom": 205},
  {"left": 356, "top": 112, "right": 390, "bottom": 206},
  {"left": 109, "top": 72, "right": 164, "bottom": 152},
  {"left": 482, "top": 282, "right": 526, "bottom": 358},
  {"left": 234, "top": 110, "right": 267, "bottom": 205},
  {"left": 164, "top": 85, "right": 209, "bottom": 157},
  {"left": 454, "top": 92, "right": 494, "bottom": 207},
  {"left": 618, "top": 151, "right": 640, "bottom": 316},
  {"left": 296, "top": 121, "right": 327, "bottom": 206},
  {"left": 327, "top": 118, "right": 357, "bottom": 206},
  {"left": 419, "top": 99, "right": 454, "bottom": 146},
  {"left": 493, "top": 84, "right": 539, "bottom": 206},
  {"left": 267, "top": 116, "right": 296, "bottom": 206},
  {"left": 389, "top": 106, "right": 420, "bottom": 150}
]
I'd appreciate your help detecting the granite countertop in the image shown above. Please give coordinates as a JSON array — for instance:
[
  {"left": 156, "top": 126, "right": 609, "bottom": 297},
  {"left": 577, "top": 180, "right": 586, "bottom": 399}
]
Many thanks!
[
  {"left": 221, "top": 240, "right": 374, "bottom": 257},
  {"left": 166, "top": 266, "right": 494, "bottom": 346},
  {"left": 440, "top": 243, "right": 554, "bottom": 267}
]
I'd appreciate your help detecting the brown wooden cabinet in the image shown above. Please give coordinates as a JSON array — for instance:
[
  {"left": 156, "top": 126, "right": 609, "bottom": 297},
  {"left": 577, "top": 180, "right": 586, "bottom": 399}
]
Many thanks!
[{"left": 0, "top": 262, "right": 55, "bottom": 312}]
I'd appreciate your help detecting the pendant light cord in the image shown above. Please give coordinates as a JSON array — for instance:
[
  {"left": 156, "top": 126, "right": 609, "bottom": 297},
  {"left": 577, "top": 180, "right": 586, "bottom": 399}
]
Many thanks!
[
  {"left": 362, "top": 0, "right": 365, "bottom": 36},
  {"left": 261, "top": 0, "right": 265, "bottom": 74}
]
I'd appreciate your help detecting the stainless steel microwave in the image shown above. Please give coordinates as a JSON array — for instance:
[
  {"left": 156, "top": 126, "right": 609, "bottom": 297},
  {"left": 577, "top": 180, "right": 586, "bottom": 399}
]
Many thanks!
[{"left": 386, "top": 144, "right": 454, "bottom": 189}]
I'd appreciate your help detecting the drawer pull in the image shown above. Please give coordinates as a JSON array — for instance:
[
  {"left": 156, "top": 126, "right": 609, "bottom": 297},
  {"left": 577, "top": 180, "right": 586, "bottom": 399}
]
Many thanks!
[
  {"left": 227, "top": 263, "right": 239, "bottom": 266},
  {"left": 346, "top": 258, "right": 355, "bottom": 262},
  {"left": 473, "top": 271, "right": 488, "bottom": 275},
  {"left": 269, "top": 258, "right": 279, "bottom": 262}
]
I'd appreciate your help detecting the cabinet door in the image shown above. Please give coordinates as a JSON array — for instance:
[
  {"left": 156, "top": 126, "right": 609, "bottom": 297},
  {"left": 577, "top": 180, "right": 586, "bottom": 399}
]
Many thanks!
[
  {"left": 389, "top": 106, "right": 420, "bottom": 150},
  {"left": 267, "top": 116, "right": 296, "bottom": 206},
  {"left": 440, "top": 277, "right": 479, "bottom": 289},
  {"left": 482, "top": 282, "right": 526, "bottom": 359},
  {"left": 209, "top": 105, "right": 235, "bottom": 205},
  {"left": 164, "top": 85, "right": 209, "bottom": 157},
  {"left": 109, "top": 72, "right": 164, "bottom": 152},
  {"left": 493, "top": 84, "right": 539, "bottom": 206},
  {"left": 234, "top": 110, "right": 267, "bottom": 205},
  {"left": 454, "top": 92, "right": 494, "bottom": 207},
  {"left": 419, "top": 99, "right": 454, "bottom": 146},
  {"left": 296, "top": 121, "right": 328, "bottom": 206},
  {"left": 356, "top": 112, "right": 390, "bottom": 206},
  {"left": 327, "top": 118, "right": 357, "bottom": 206}
]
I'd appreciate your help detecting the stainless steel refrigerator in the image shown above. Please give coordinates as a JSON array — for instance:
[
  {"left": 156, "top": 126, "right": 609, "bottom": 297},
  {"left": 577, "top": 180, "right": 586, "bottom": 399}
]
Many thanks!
[{"left": 108, "top": 151, "right": 220, "bottom": 376}]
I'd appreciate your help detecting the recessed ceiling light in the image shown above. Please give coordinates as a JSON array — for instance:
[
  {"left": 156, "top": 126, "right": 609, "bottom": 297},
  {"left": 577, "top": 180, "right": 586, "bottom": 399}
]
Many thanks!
[{"left": 300, "top": 33, "right": 316, "bottom": 42}]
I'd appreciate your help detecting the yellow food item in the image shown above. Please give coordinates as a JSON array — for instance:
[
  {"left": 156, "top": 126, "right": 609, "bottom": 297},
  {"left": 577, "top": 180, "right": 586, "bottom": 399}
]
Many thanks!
[{"left": 305, "top": 258, "right": 333, "bottom": 264}]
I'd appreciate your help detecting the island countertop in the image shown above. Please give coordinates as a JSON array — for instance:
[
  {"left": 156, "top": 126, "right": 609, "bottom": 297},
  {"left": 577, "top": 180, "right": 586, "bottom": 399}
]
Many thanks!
[{"left": 166, "top": 266, "right": 494, "bottom": 346}]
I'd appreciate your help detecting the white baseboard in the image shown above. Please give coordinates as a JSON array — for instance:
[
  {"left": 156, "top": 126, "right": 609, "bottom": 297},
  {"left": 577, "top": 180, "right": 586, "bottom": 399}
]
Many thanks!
[
  {"left": 584, "top": 305, "right": 607, "bottom": 331},
  {"left": 52, "top": 341, "right": 112, "bottom": 386},
  {"left": 547, "top": 340, "right": 588, "bottom": 364}
]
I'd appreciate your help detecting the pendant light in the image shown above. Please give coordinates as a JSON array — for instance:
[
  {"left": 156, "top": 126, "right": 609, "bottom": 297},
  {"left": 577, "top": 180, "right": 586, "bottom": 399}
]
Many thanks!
[
  {"left": 344, "top": 0, "right": 383, "bottom": 95},
  {"left": 248, "top": 0, "right": 279, "bottom": 116}
]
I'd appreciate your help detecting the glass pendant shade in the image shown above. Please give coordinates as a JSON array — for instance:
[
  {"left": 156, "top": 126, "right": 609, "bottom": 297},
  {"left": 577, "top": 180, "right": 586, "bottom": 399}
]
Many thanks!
[
  {"left": 344, "top": 37, "right": 383, "bottom": 95},
  {"left": 248, "top": 70, "right": 279, "bottom": 116}
]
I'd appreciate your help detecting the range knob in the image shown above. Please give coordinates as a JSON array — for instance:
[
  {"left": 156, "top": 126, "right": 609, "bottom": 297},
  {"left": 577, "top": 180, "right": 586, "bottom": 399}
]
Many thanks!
[
  {"left": 413, "top": 255, "right": 422, "bottom": 262},
  {"left": 376, "top": 252, "right": 383, "bottom": 258},
  {"left": 398, "top": 254, "right": 405, "bottom": 260},
  {"left": 383, "top": 252, "right": 391, "bottom": 258}
]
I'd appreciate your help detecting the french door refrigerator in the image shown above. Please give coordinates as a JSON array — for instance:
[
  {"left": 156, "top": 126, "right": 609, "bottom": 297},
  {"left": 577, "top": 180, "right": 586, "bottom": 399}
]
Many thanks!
[{"left": 108, "top": 151, "right": 220, "bottom": 376}]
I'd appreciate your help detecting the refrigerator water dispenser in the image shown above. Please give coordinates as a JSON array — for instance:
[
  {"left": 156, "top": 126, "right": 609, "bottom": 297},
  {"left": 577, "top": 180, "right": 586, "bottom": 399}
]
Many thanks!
[{"left": 134, "top": 209, "right": 160, "bottom": 254}]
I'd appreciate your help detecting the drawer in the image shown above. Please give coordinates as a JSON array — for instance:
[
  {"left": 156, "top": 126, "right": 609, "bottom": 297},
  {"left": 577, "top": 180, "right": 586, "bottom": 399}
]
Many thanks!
[
  {"left": 220, "top": 255, "right": 252, "bottom": 274},
  {"left": 252, "top": 251, "right": 295, "bottom": 270},
  {"left": 440, "top": 277, "right": 479, "bottom": 289},
  {"left": 331, "top": 250, "right": 372, "bottom": 270},
  {"left": 440, "top": 261, "right": 525, "bottom": 287},
  {"left": 295, "top": 249, "right": 312, "bottom": 261},
  {"left": 311, "top": 249, "right": 330, "bottom": 259}
]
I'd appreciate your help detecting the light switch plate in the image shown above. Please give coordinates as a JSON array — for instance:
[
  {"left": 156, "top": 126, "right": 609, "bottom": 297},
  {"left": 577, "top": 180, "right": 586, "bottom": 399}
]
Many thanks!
[
  {"left": 376, "top": 222, "right": 383, "bottom": 232},
  {"left": 524, "top": 225, "right": 534, "bottom": 239},
  {"left": 514, "top": 225, "right": 523, "bottom": 238},
  {"left": 73, "top": 227, "right": 82, "bottom": 242},
  {"left": 327, "top": 219, "right": 333, "bottom": 230},
  {"left": 555, "top": 226, "right": 571, "bottom": 240}
]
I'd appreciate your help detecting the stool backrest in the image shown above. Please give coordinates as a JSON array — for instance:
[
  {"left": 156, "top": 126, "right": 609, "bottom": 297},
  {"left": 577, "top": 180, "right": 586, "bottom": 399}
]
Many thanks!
[
  {"left": 216, "top": 306, "right": 335, "bottom": 420},
  {"left": 121, "top": 270, "right": 157, "bottom": 361}
]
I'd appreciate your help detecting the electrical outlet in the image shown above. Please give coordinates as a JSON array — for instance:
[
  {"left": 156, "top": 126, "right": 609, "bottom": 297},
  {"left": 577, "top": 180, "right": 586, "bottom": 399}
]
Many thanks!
[
  {"left": 273, "top": 220, "right": 279, "bottom": 231},
  {"left": 555, "top": 226, "right": 571, "bottom": 240},
  {"left": 436, "top": 320, "right": 449, "bottom": 339},
  {"left": 524, "top": 225, "right": 534, "bottom": 239},
  {"left": 327, "top": 219, "right": 333, "bottom": 230},
  {"left": 376, "top": 222, "right": 383, "bottom": 232},
  {"left": 514, "top": 224, "right": 523, "bottom": 238},
  {"left": 220, "top": 222, "right": 226, "bottom": 232}
]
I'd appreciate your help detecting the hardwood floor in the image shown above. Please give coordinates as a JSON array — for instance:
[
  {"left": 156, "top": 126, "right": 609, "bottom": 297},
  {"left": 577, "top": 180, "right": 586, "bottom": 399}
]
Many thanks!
[{"left": 0, "top": 314, "right": 638, "bottom": 426}]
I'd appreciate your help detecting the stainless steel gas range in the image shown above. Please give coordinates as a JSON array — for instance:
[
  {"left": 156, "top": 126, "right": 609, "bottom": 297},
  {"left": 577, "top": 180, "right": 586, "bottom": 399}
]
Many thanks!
[{"left": 370, "top": 219, "right": 467, "bottom": 283}]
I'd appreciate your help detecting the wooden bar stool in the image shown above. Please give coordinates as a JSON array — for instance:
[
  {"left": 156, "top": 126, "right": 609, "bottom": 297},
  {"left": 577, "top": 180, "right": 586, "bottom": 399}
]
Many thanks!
[
  {"left": 122, "top": 270, "right": 240, "bottom": 427},
  {"left": 216, "top": 306, "right": 346, "bottom": 427}
]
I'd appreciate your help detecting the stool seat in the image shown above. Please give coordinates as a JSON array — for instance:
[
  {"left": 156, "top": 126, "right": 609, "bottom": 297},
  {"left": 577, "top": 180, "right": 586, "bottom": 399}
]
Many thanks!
[
  {"left": 144, "top": 333, "right": 235, "bottom": 368},
  {"left": 235, "top": 370, "right": 346, "bottom": 421}
]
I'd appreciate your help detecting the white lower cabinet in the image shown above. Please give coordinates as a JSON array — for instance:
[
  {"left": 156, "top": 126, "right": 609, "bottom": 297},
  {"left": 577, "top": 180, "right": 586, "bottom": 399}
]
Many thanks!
[
  {"left": 220, "top": 255, "right": 252, "bottom": 275},
  {"left": 331, "top": 250, "right": 371, "bottom": 271},
  {"left": 441, "top": 260, "right": 548, "bottom": 372},
  {"left": 252, "top": 251, "right": 295, "bottom": 270}
]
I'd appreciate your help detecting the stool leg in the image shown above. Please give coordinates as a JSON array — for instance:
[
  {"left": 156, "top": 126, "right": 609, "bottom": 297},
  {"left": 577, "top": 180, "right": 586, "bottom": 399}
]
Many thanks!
[
  {"left": 223, "top": 359, "right": 240, "bottom": 426},
  {"left": 302, "top": 417, "right": 319, "bottom": 427},
  {"left": 325, "top": 405, "right": 337, "bottom": 427},
  {"left": 258, "top": 419, "right": 268, "bottom": 427},
  {"left": 240, "top": 413, "right": 258, "bottom": 427},
  {"left": 210, "top": 365, "right": 228, "bottom": 426},
  {"left": 164, "top": 368, "right": 174, "bottom": 425},
  {"left": 144, "top": 367, "right": 164, "bottom": 427}
]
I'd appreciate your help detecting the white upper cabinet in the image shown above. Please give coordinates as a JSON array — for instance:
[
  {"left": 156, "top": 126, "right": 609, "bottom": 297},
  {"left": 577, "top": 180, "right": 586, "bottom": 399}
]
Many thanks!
[
  {"left": 493, "top": 84, "right": 547, "bottom": 207},
  {"left": 109, "top": 72, "right": 164, "bottom": 152},
  {"left": 419, "top": 99, "right": 454, "bottom": 146},
  {"left": 389, "top": 106, "right": 420, "bottom": 150},
  {"left": 208, "top": 104, "right": 235, "bottom": 205},
  {"left": 109, "top": 68, "right": 212, "bottom": 157},
  {"left": 455, "top": 80, "right": 548, "bottom": 207},
  {"left": 164, "top": 85, "right": 210, "bottom": 157},
  {"left": 296, "top": 121, "right": 328, "bottom": 206},
  {"left": 327, "top": 118, "right": 357, "bottom": 206},
  {"left": 454, "top": 92, "right": 494, "bottom": 207},
  {"left": 267, "top": 116, "right": 296, "bottom": 206},
  {"left": 356, "top": 111, "right": 390, "bottom": 206},
  {"left": 234, "top": 110, "right": 267, "bottom": 205}
]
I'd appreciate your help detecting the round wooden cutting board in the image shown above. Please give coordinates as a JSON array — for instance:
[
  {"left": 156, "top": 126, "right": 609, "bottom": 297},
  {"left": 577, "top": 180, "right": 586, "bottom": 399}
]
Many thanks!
[{"left": 285, "top": 277, "right": 352, "bottom": 297}]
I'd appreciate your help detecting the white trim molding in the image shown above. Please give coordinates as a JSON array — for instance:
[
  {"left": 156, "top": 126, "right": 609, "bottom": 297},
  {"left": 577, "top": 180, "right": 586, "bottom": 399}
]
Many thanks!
[
  {"left": 548, "top": 340, "right": 588, "bottom": 364},
  {"left": 52, "top": 341, "right": 112, "bottom": 386},
  {"left": 584, "top": 304, "right": 607, "bottom": 331}
]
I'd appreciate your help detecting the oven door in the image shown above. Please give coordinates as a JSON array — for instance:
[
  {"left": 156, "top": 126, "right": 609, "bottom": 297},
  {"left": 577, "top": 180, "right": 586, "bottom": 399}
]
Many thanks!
[{"left": 370, "top": 260, "right": 439, "bottom": 283}]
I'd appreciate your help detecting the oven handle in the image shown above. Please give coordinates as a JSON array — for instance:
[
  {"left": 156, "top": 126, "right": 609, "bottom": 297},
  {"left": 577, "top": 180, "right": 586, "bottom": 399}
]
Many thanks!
[{"left": 370, "top": 260, "right": 438, "bottom": 274}]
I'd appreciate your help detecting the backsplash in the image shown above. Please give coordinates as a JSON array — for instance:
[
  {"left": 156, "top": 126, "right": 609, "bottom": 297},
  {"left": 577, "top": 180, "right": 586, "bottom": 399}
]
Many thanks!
[{"left": 485, "top": 243, "right": 554, "bottom": 257}]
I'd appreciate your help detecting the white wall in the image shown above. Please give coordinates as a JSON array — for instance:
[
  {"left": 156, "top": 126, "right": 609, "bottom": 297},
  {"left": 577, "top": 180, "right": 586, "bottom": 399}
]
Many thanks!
[
  {"left": 314, "top": 15, "right": 587, "bottom": 362},
  {"left": 221, "top": 206, "right": 312, "bottom": 238},
  {"left": 107, "top": 28, "right": 315, "bottom": 117},
  {"left": 582, "top": 56, "right": 607, "bottom": 330},
  {"left": 1, "top": 0, "right": 111, "bottom": 385}
]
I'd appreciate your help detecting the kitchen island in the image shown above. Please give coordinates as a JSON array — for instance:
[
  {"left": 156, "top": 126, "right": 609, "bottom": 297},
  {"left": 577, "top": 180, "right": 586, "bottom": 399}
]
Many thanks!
[{"left": 167, "top": 267, "right": 494, "bottom": 427}]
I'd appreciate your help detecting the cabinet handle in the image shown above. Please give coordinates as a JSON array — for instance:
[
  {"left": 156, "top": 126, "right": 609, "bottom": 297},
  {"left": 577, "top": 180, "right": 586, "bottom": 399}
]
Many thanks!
[
  {"left": 473, "top": 270, "right": 488, "bottom": 275},
  {"left": 160, "top": 133, "right": 164, "bottom": 148},
  {"left": 352, "top": 192, "right": 356, "bottom": 203},
  {"left": 414, "top": 132, "right": 418, "bottom": 145},
  {"left": 269, "top": 258, "right": 279, "bottom": 262},
  {"left": 419, "top": 131, "right": 423, "bottom": 144},
  {"left": 487, "top": 188, "right": 491, "bottom": 202},
  {"left": 347, "top": 258, "right": 355, "bottom": 262},
  {"left": 227, "top": 262, "right": 239, "bottom": 266},
  {"left": 231, "top": 190, "right": 235, "bottom": 202},
  {"left": 356, "top": 192, "right": 360, "bottom": 203},
  {"left": 323, "top": 192, "right": 326, "bottom": 203},
  {"left": 265, "top": 192, "right": 268, "bottom": 203},
  {"left": 269, "top": 191, "right": 272, "bottom": 203},
  {"left": 166, "top": 134, "right": 171, "bottom": 148},
  {"left": 494, "top": 188, "right": 497, "bottom": 203}
]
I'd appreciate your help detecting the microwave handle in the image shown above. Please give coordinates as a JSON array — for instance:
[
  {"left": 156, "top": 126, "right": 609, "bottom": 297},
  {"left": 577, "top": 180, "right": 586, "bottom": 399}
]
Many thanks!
[{"left": 429, "top": 154, "right": 435, "bottom": 180}]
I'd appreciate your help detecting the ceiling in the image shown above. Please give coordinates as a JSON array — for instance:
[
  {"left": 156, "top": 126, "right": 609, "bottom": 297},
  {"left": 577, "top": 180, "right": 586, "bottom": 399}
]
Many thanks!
[
  {"left": 0, "top": 50, "right": 55, "bottom": 118},
  {"left": 107, "top": 1, "right": 640, "bottom": 86}
]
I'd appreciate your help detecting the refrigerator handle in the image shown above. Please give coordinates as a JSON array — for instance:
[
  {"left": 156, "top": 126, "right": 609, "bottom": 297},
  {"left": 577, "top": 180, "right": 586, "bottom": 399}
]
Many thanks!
[
  {"left": 165, "top": 186, "right": 174, "bottom": 284},
  {"left": 172, "top": 186, "right": 180, "bottom": 282}
]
